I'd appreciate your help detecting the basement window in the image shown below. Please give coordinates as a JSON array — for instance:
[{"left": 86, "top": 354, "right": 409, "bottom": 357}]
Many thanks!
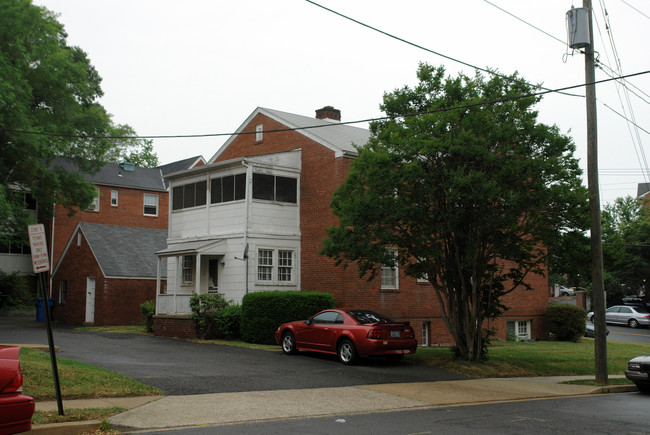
[{"left": 506, "top": 320, "right": 531, "bottom": 341}]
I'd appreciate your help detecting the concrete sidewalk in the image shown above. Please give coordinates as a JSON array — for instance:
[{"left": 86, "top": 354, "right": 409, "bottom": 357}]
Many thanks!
[{"left": 30, "top": 376, "right": 637, "bottom": 433}]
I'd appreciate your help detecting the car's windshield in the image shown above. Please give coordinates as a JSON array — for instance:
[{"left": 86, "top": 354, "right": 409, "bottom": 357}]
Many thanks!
[{"left": 347, "top": 310, "right": 394, "bottom": 324}]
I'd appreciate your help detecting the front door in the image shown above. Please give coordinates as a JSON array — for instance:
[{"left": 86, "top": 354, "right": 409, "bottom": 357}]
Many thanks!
[
  {"left": 208, "top": 259, "right": 219, "bottom": 294},
  {"left": 85, "top": 277, "right": 95, "bottom": 323}
]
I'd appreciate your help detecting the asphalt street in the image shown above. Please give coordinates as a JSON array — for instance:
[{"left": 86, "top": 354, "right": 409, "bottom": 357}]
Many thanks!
[{"left": 0, "top": 312, "right": 467, "bottom": 395}]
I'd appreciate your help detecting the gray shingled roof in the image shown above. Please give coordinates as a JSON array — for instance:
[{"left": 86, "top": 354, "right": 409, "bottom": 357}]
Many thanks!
[
  {"left": 209, "top": 107, "right": 370, "bottom": 162},
  {"left": 261, "top": 107, "right": 370, "bottom": 155},
  {"left": 52, "top": 158, "right": 167, "bottom": 191},
  {"left": 157, "top": 156, "right": 203, "bottom": 177},
  {"left": 79, "top": 223, "right": 168, "bottom": 278},
  {"left": 637, "top": 183, "right": 650, "bottom": 198}
]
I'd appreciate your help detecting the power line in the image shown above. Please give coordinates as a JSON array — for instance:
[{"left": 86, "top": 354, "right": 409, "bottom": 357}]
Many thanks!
[
  {"left": 6, "top": 70, "right": 650, "bottom": 141},
  {"left": 620, "top": 0, "right": 650, "bottom": 20},
  {"left": 483, "top": 0, "right": 567, "bottom": 46},
  {"left": 308, "top": 0, "right": 649, "bottom": 138},
  {"left": 304, "top": 0, "right": 584, "bottom": 98}
]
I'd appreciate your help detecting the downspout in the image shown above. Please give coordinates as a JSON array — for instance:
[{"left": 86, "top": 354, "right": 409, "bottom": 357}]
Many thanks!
[
  {"left": 49, "top": 213, "right": 55, "bottom": 298},
  {"left": 155, "top": 257, "right": 161, "bottom": 315},
  {"left": 242, "top": 160, "right": 252, "bottom": 294}
]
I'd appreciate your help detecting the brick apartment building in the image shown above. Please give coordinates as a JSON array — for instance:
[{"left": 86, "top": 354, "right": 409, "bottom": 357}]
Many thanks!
[
  {"left": 47, "top": 156, "right": 204, "bottom": 325},
  {"left": 154, "top": 106, "right": 549, "bottom": 345}
]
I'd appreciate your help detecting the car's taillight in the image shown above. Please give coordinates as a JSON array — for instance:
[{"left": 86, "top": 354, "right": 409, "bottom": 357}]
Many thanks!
[
  {"left": 1, "top": 369, "right": 23, "bottom": 394},
  {"left": 404, "top": 328, "right": 415, "bottom": 339},
  {"left": 367, "top": 328, "right": 382, "bottom": 339}
]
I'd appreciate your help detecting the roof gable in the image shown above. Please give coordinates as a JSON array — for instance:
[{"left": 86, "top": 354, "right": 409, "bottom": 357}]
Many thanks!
[
  {"left": 70, "top": 223, "right": 168, "bottom": 278},
  {"left": 209, "top": 107, "right": 370, "bottom": 163}
]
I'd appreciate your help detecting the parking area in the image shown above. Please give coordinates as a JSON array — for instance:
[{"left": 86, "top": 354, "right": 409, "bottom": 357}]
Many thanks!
[{"left": 0, "top": 312, "right": 467, "bottom": 395}]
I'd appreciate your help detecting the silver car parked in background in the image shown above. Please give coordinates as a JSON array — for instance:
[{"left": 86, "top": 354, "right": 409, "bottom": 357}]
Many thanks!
[{"left": 588, "top": 305, "right": 650, "bottom": 328}]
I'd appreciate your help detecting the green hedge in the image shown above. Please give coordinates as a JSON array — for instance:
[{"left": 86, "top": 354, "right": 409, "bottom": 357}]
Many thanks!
[
  {"left": 546, "top": 304, "right": 587, "bottom": 342},
  {"left": 140, "top": 300, "right": 155, "bottom": 332},
  {"left": 241, "top": 291, "right": 335, "bottom": 344},
  {"left": 215, "top": 304, "right": 242, "bottom": 338}
]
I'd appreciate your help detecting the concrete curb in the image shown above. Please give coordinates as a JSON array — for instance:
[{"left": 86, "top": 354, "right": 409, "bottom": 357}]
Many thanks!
[
  {"left": 27, "top": 420, "right": 100, "bottom": 435},
  {"left": 588, "top": 384, "right": 639, "bottom": 394}
]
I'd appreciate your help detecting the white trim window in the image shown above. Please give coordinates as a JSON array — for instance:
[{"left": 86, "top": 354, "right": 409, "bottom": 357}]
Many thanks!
[
  {"left": 278, "top": 250, "right": 293, "bottom": 282},
  {"left": 381, "top": 249, "right": 398, "bottom": 289},
  {"left": 507, "top": 320, "right": 531, "bottom": 341},
  {"left": 421, "top": 321, "right": 430, "bottom": 347},
  {"left": 143, "top": 194, "right": 159, "bottom": 216},
  {"left": 257, "top": 249, "right": 273, "bottom": 282},
  {"left": 87, "top": 188, "right": 100, "bottom": 211},
  {"left": 255, "top": 124, "right": 263, "bottom": 142},
  {"left": 182, "top": 255, "right": 194, "bottom": 284},
  {"left": 257, "top": 248, "right": 295, "bottom": 284},
  {"left": 111, "top": 190, "right": 118, "bottom": 207}
]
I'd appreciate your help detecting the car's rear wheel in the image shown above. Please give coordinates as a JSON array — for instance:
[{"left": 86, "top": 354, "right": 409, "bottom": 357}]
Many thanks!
[
  {"left": 629, "top": 318, "right": 640, "bottom": 328},
  {"left": 337, "top": 339, "right": 357, "bottom": 365},
  {"left": 281, "top": 331, "right": 298, "bottom": 355}
]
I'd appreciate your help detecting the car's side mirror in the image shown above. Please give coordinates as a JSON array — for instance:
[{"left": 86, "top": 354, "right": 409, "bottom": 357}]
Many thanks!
[{"left": 305, "top": 319, "right": 311, "bottom": 325}]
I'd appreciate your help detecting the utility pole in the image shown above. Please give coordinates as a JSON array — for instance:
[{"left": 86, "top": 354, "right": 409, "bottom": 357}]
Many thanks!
[{"left": 583, "top": 0, "right": 608, "bottom": 384}]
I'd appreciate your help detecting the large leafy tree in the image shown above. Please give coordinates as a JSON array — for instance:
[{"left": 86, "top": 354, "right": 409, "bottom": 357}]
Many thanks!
[
  {"left": 0, "top": 0, "right": 156, "bottom": 246},
  {"left": 602, "top": 196, "right": 650, "bottom": 303},
  {"left": 322, "top": 64, "right": 588, "bottom": 360}
]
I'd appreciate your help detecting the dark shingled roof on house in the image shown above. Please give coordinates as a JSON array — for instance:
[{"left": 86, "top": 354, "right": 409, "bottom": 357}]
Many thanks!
[
  {"left": 78, "top": 223, "right": 168, "bottom": 278},
  {"left": 157, "top": 156, "right": 203, "bottom": 177},
  {"left": 637, "top": 183, "right": 650, "bottom": 198},
  {"left": 52, "top": 158, "right": 166, "bottom": 191}
]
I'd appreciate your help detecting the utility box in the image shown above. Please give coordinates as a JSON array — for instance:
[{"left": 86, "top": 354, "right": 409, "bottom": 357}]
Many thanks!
[{"left": 567, "top": 7, "right": 590, "bottom": 49}]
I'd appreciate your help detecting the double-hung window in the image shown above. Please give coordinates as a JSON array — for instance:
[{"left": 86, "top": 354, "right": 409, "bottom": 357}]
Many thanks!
[
  {"left": 257, "top": 249, "right": 294, "bottom": 284},
  {"left": 144, "top": 194, "right": 159, "bottom": 216},
  {"left": 87, "top": 188, "right": 100, "bottom": 212},
  {"left": 278, "top": 250, "right": 293, "bottom": 282},
  {"left": 182, "top": 256, "right": 194, "bottom": 284},
  {"left": 381, "top": 249, "right": 398, "bottom": 289},
  {"left": 257, "top": 249, "right": 273, "bottom": 282}
]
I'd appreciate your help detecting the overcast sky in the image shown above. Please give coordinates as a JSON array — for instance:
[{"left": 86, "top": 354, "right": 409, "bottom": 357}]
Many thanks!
[{"left": 34, "top": 0, "right": 650, "bottom": 205}]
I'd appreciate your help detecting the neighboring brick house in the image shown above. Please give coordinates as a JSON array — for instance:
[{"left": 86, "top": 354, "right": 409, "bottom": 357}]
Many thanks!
[
  {"left": 51, "top": 223, "right": 167, "bottom": 325},
  {"left": 154, "top": 106, "right": 549, "bottom": 344},
  {"left": 45, "top": 156, "right": 204, "bottom": 324}
]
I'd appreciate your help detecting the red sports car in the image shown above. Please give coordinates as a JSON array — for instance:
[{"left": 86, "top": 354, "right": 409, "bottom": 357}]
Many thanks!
[
  {"left": 275, "top": 309, "right": 417, "bottom": 364},
  {"left": 0, "top": 346, "right": 35, "bottom": 435}
]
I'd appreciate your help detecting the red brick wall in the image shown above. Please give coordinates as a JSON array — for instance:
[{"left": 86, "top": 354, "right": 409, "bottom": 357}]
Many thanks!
[
  {"left": 48, "top": 185, "right": 168, "bottom": 269},
  {"left": 214, "top": 112, "right": 550, "bottom": 346},
  {"left": 153, "top": 316, "right": 197, "bottom": 339},
  {"left": 51, "top": 229, "right": 156, "bottom": 325}
]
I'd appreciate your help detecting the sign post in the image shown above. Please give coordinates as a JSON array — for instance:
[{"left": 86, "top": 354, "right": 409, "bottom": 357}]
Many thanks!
[{"left": 28, "top": 224, "right": 64, "bottom": 416}]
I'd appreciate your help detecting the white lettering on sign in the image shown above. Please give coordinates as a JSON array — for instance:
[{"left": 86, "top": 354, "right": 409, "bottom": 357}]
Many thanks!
[{"left": 28, "top": 224, "right": 50, "bottom": 274}]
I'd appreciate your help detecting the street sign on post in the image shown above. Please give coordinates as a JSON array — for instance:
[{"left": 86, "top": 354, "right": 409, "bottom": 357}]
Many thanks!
[
  {"left": 27, "top": 223, "right": 64, "bottom": 415},
  {"left": 28, "top": 224, "right": 50, "bottom": 274}
]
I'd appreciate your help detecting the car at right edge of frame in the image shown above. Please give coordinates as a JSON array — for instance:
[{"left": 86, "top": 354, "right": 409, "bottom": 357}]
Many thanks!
[{"left": 625, "top": 354, "right": 650, "bottom": 393}]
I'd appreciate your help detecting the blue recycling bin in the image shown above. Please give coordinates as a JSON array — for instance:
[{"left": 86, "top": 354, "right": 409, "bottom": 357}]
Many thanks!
[{"left": 35, "top": 297, "right": 54, "bottom": 322}]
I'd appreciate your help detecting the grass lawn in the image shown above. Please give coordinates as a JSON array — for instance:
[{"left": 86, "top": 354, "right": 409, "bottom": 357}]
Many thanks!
[
  {"left": 20, "top": 348, "right": 162, "bottom": 401},
  {"left": 405, "top": 339, "right": 648, "bottom": 379}
]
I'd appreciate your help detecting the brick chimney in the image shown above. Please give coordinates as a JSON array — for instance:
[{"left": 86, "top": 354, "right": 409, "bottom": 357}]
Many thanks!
[{"left": 315, "top": 106, "right": 341, "bottom": 122}]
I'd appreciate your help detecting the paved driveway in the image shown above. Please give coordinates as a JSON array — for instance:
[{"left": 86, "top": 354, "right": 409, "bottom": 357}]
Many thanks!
[{"left": 0, "top": 312, "right": 467, "bottom": 395}]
